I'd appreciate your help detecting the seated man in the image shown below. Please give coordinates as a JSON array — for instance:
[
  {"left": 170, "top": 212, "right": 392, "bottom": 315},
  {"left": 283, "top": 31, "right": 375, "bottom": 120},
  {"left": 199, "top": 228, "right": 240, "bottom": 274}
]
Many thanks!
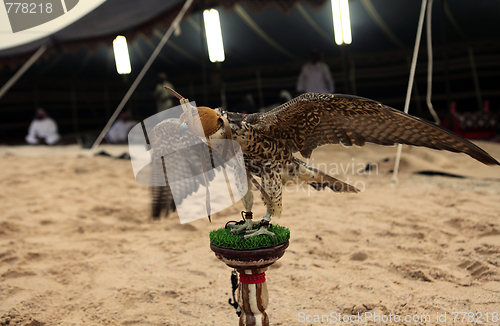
[
  {"left": 26, "top": 108, "right": 60, "bottom": 145},
  {"left": 105, "top": 112, "right": 136, "bottom": 143}
]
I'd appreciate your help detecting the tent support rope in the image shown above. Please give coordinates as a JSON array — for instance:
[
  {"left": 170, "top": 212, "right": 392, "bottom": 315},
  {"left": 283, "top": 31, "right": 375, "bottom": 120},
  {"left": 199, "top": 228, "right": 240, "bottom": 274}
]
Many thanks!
[
  {"left": 426, "top": 0, "right": 440, "bottom": 125},
  {"left": 391, "top": 0, "right": 428, "bottom": 184},
  {"left": 90, "top": 0, "right": 194, "bottom": 151}
]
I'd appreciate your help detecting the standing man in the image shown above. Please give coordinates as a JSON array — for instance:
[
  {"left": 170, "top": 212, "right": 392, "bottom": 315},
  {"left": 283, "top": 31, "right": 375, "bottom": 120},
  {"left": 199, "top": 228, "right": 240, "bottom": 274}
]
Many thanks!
[
  {"left": 296, "top": 48, "right": 334, "bottom": 94},
  {"left": 25, "top": 108, "right": 60, "bottom": 145},
  {"left": 154, "top": 73, "right": 175, "bottom": 112}
]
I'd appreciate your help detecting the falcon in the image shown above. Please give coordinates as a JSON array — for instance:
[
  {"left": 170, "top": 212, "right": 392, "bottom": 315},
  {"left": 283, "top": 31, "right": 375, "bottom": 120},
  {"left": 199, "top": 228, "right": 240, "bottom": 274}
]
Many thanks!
[{"left": 150, "top": 91, "right": 499, "bottom": 238}]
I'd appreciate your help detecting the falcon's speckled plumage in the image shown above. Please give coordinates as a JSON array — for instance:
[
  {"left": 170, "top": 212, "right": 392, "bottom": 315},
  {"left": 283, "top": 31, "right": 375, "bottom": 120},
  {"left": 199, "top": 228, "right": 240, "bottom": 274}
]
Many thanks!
[{"left": 151, "top": 93, "right": 499, "bottom": 225}]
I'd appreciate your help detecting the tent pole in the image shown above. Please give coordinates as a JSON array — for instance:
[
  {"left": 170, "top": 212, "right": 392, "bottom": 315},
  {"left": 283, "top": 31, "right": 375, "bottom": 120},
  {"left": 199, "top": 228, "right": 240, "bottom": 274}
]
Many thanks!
[
  {"left": 468, "top": 47, "right": 483, "bottom": 111},
  {"left": 0, "top": 43, "right": 49, "bottom": 100},
  {"left": 349, "top": 58, "right": 357, "bottom": 95},
  {"left": 256, "top": 70, "right": 264, "bottom": 108},
  {"left": 71, "top": 84, "right": 79, "bottom": 138},
  {"left": 440, "top": 0, "right": 452, "bottom": 111},
  {"left": 90, "top": 0, "right": 195, "bottom": 151},
  {"left": 340, "top": 45, "right": 351, "bottom": 94}
]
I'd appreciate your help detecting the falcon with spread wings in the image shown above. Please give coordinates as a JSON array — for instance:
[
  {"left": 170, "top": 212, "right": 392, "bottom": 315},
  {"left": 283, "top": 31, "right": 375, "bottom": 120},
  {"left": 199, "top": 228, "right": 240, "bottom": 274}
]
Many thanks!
[{"left": 152, "top": 92, "right": 499, "bottom": 238}]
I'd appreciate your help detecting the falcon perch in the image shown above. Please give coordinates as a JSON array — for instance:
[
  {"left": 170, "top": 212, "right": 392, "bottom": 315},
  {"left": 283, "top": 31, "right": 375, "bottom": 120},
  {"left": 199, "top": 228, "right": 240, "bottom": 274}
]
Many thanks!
[{"left": 152, "top": 92, "right": 499, "bottom": 238}]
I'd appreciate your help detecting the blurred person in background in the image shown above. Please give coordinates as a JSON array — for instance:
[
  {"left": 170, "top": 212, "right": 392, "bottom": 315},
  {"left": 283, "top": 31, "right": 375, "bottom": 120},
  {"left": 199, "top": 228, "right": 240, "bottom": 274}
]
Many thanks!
[
  {"left": 25, "top": 108, "right": 60, "bottom": 145},
  {"left": 105, "top": 112, "right": 136, "bottom": 144},
  {"left": 296, "top": 48, "right": 334, "bottom": 94},
  {"left": 154, "top": 72, "right": 175, "bottom": 112}
]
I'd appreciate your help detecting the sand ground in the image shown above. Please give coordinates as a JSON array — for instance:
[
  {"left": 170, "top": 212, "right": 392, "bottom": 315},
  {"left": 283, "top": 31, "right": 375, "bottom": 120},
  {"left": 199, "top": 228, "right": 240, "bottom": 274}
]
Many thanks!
[{"left": 0, "top": 142, "right": 499, "bottom": 325}]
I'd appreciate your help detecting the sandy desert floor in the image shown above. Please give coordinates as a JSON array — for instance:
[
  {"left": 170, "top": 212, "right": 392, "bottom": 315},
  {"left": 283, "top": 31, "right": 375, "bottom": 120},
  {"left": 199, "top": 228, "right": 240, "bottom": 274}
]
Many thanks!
[{"left": 0, "top": 142, "right": 500, "bottom": 325}]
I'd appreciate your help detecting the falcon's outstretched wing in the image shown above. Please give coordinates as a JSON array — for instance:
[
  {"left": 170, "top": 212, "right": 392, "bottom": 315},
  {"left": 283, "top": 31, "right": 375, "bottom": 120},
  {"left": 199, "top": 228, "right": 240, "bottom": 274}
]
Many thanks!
[{"left": 253, "top": 93, "right": 499, "bottom": 165}]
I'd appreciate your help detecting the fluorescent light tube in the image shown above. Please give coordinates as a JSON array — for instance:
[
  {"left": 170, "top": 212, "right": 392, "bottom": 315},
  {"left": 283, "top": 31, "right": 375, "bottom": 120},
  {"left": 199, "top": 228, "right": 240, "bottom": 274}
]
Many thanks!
[
  {"left": 113, "top": 35, "right": 131, "bottom": 74},
  {"left": 203, "top": 9, "right": 225, "bottom": 63}
]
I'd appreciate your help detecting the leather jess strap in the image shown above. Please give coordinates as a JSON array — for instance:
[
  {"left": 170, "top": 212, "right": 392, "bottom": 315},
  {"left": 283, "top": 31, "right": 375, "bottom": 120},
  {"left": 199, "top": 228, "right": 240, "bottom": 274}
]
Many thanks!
[
  {"left": 199, "top": 115, "right": 232, "bottom": 222},
  {"left": 220, "top": 115, "right": 234, "bottom": 160}
]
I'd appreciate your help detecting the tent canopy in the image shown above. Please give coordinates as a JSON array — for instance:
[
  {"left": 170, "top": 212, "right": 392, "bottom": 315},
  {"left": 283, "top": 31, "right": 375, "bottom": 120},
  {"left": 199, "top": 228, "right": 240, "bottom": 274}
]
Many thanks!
[
  {"left": 1, "top": 0, "right": 499, "bottom": 142},
  {"left": 1, "top": 0, "right": 499, "bottom": 73}
]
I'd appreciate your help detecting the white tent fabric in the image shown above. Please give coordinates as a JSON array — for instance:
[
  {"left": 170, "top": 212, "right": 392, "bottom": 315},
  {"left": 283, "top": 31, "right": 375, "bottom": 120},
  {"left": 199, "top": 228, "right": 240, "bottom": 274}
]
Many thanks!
[
  {"left": 0, "top": 0, "right": 106, "bottom": 52},
  {"left": 0, "top": 0, "right": 184, "bottom": 57}
]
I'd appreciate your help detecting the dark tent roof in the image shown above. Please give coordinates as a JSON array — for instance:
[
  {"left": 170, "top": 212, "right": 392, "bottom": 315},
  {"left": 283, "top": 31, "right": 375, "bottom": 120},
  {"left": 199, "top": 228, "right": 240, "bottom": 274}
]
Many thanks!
[{"left": 2, "top": 0, "right": 500, "bottom": 70}]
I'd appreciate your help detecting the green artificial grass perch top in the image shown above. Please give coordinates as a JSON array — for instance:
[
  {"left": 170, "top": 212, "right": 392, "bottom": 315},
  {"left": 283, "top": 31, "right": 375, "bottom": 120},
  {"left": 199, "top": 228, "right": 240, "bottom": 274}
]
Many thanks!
[{"left": 210, "top": 224, "right": 290, "bottom": 250}]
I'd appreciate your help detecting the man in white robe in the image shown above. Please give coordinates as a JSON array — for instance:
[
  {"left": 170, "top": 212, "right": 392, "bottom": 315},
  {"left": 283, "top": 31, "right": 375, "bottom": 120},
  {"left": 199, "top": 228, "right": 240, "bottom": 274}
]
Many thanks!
[
  {"left": 105, "top": 112, "right": 136, "bottom": 143},
  {"left": 296, "top": 49, "right": 335, "bottom": 94},
  {"left": 25, "top": 108, "right": 60, "bottom": 145}
]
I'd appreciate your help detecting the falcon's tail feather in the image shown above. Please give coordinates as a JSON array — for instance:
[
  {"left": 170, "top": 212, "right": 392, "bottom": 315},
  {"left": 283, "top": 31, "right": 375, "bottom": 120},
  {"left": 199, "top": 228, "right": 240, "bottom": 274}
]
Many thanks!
[
  {"left": 308, "top": 180, "right": 358, "bottom": 193},
  {"left": 290, "top": 159, "right": 360, "bottom": 193},
  {"left": 306, "top": 170, "right": 360, "bottom": 194}
]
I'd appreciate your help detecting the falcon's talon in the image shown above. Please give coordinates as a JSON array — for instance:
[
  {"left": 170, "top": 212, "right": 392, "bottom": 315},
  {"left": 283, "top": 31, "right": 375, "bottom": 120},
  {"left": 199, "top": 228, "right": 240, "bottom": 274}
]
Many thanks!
[
  {"left": 227, "top": 218, "right": 261, "bottom": 235},
  {"left": 241, "top": 226, "right": 278, "bottom": 243}
]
